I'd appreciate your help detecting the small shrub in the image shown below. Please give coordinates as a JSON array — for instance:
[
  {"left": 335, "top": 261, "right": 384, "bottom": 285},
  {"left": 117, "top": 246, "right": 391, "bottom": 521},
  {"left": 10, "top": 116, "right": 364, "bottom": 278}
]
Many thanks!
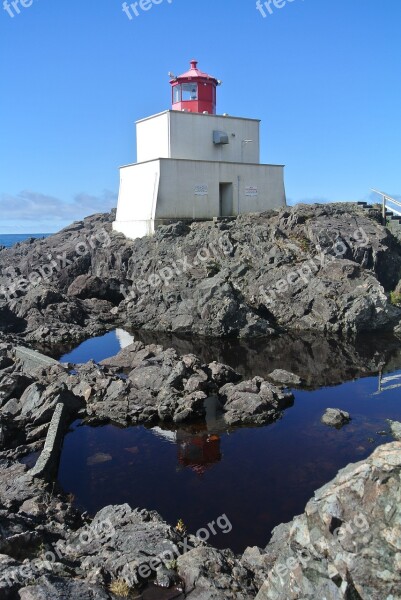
[
  {"left": 205, "top": 260, "right": 220, "bottom": 277},
  {"left": 289, "top": 233, "right": 310, "bottom": 253},
  {"left": 109, "top": 579, "right": 131, "bottom": 598},
  {"left": 390, "top": 291, "right": 401, "bottom": 305},
  {"left": 298, "top": 237, "right": 311, "bottom": 252},
  {"left": 175, "top": 518, "right": 187, "bottom": 535},
  {"left": 165, "top": 558, "right": 178, "bottom": 570}
]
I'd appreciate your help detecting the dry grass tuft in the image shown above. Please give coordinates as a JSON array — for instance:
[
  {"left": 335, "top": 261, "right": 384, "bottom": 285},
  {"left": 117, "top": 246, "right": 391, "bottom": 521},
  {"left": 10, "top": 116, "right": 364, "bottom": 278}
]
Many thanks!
[{"left": 109, "top": 579, "right": 131, "bottom": 598}]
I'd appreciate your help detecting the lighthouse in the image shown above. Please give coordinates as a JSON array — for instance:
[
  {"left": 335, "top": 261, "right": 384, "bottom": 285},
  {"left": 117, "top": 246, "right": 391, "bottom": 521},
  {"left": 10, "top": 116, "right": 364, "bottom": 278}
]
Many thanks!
[{"left": 113, "top": 60, "right": 286, "bottom": 240}]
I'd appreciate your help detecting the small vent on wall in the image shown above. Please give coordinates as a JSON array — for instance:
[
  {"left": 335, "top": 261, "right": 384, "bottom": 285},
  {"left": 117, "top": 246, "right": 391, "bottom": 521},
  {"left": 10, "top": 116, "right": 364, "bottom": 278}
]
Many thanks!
[{"left": 213, "top": 130, "right": 229, "bottom": 145}]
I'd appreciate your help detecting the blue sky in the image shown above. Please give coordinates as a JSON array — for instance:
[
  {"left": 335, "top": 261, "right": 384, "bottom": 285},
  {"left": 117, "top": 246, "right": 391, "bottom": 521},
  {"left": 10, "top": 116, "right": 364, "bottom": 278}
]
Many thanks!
[{"left": 0, "top": 0, "right": 400, "bottom": 232}]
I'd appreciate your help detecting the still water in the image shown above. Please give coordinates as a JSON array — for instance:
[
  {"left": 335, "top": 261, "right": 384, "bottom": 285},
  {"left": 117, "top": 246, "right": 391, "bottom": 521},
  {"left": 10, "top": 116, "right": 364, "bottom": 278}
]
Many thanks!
[{"left": 57, "top": 330, "right": 401, "bottom": 553}]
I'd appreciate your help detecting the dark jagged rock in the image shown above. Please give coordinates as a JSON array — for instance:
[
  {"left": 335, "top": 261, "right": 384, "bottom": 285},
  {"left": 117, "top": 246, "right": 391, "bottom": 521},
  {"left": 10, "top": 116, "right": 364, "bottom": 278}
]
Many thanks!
[
  {"left": 18, "top": 577, "right": 113, "bottom": 599},
  {"left": 82, "top": 342, "right": 291, "bottom": 427},
  {"left": 1, "top": 204, "right": 401, "bottom": 345},
  {"left": 219, "top": 377, "right": 294, "bottom": 426},
  {"left": 0, "top": 337, "right": 294, "bottom": 457},
  {"left": 177, "top": 546, "right": 257, "bottom": 599}
]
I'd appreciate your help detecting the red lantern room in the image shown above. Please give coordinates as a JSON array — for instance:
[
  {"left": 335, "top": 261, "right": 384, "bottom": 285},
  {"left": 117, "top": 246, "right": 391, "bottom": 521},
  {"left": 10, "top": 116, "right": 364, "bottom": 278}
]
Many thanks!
[{"left": 170, "top": 60, "right": 220, "bottom": 115}]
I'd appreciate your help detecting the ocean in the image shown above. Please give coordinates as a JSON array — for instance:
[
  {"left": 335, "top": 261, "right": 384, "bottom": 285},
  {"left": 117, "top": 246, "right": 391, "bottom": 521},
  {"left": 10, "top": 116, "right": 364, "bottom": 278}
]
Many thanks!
[{"left": 0, "top": 233, "right": 52, "bottom": 249}]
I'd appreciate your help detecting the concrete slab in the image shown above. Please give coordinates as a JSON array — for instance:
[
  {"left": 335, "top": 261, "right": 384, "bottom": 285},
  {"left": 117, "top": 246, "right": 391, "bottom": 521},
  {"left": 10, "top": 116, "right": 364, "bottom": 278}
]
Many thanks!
[{"left": 15, "top": 346, "right": 60, "bottom": 375}]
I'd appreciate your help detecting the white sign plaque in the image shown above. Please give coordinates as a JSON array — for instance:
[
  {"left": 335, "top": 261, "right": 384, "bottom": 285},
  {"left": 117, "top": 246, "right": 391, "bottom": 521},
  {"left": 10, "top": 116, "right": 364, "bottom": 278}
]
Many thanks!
[
  {"left": 245, "top": 186, "right": 258, "bottom": 197},
  {"left": 194, "top": 184, "right": 209, "bottom": 196}
]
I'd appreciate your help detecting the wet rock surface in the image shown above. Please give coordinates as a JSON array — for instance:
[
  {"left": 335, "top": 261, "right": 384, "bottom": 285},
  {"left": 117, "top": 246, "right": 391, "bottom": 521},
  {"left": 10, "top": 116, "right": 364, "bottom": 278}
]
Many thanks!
[{"left": 1, "top": 204, "right": 401, "bottom": 346}]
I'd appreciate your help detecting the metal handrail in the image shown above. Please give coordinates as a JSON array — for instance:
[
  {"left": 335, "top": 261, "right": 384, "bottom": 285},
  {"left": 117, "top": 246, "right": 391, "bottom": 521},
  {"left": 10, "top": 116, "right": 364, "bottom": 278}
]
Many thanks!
[
  {"left": 373, "top": 371, "right": 401, "bottom": 395},
  {"left": 371, "top": 189, "right": 401, "bottom": 222}
]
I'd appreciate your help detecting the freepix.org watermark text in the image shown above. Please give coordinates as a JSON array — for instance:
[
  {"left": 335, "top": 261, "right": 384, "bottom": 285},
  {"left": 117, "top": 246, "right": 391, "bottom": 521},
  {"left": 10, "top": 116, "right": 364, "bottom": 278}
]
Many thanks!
[
  {"left": 256, "top": 0, "right": 303, "bottom": 19},
  {"left": 122, "top": 0, "right": 173, "bottom": 21}
]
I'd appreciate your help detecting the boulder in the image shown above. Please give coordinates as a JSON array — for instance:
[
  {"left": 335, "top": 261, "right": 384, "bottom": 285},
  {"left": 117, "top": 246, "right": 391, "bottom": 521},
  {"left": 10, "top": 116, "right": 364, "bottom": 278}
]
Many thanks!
[
  {"left": 177, "top": 546, "right": 256, "bottom": 599},
  {"left": 19, "top": 576, "right": 113, "bottom": 599},
  {"left": 0, "top": 373, "right": 32, "bottom": 408},
  {"left": 387, "top": 419, "right": 401, "bottom": 441},
  {"left": 219, "top": 377, "right": 294, "bottom": 426},
  {"left": 267, "top": 369, "right": 302, "bottom": 386},
  {"left": 18, "top": 382, "right": 83, "bottom": 427},
  {"left": 57, "top": 504, "right": 184, "bottom": 587},
  {"left": 321, "top": 408, "right": 351, "bottom": 428}
]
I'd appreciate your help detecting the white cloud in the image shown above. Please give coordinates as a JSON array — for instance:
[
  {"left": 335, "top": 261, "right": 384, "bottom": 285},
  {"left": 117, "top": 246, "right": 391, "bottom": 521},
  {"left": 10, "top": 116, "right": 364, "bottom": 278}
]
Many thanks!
[
  {"left": 287, "top": 197, "right": 329, "bottom": 206},
  {"left": 0, "top": 190, "right": 117, "bottom": 222}
]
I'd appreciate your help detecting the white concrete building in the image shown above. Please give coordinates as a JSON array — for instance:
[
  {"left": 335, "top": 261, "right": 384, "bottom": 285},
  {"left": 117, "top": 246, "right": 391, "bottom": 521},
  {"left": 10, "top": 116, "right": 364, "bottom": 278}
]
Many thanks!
[{"left": 113, "top": 60, "right": 286, "bottom": 240}]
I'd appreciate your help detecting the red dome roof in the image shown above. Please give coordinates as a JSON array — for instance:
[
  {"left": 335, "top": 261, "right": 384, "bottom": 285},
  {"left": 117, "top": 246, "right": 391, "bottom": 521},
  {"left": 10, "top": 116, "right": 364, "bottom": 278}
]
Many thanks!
[{"left": 172, "top": 60, "right": 218, "bottom": 84}]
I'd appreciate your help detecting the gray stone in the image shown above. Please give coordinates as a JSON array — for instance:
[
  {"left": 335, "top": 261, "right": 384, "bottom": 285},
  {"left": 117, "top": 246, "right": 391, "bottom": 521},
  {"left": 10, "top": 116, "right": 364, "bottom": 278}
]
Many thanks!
[
  {"left": 58, "top": 504, "right": 184, "bottom": 588},
  {"left": 30, "top": 403, "right": 69, "bottom": 480},
  {"left": 18, "top": 382, "right": 82, "bottom": 427},
  {"left": 155, "top": 565, "right": 180, "bottom": 588},
  {"left": 2, "top": 398, "right": 21, "bottom": 417},
  {"left": 387, "top": 419, "right": 401, "bottom": 441},
  {"left": 267, "top": 369, "right": 302, "bottom": 386},
  {"left": 219, "top": 377, "right": 294, "bottom": 426},
  {"left": 14, "top": 346, "right": 60, "bottom": 375},
  {"left": 0, "top": 374, "right": 32, "bottom": 408},
  {"left": 18, "top": 576, "right": 113, "bottom": 599},
  {"left": 177, "top": 546, "right": 256, "bottom": 599},
  {"left": 321, "top": 408, "right": 351, "bottom": 428}
]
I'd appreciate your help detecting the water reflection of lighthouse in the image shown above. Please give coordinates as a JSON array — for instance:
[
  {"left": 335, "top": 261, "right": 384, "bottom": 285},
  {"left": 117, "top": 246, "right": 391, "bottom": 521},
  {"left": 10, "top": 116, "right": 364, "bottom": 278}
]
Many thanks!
[
  {"left": 151, "top": 397, "right": 225, "bottom": 475},
  {"left": 177, "top": 426, "right": 221, "bottom": 475}
]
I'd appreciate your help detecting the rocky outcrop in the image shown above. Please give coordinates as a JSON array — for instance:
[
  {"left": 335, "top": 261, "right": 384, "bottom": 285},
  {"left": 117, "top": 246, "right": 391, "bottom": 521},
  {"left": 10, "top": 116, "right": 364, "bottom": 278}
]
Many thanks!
[
  {"left": 57, "top": 504, "right": 188, "bottom": 590},
  {"left": 249, "top": 442, "right": 401, "bottom": 600},
  {"left": 1, "top": 204, "right": 401, "bottom": 345},
  {"left": 86, "top": 342, "right": 293, "bottom": 427},
  {"left": 0, "top": 336, "right": 294, "bottom": 464},
  {"left": 0, "top": 459, "right": 83, "bottom": 598}
]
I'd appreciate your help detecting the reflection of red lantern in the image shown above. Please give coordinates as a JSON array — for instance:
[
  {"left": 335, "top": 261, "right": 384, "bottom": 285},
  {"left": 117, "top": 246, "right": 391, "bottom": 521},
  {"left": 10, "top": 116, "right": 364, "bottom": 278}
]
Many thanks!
[{"left": 177, "top": 432, "right": 222, "bottom": 475}]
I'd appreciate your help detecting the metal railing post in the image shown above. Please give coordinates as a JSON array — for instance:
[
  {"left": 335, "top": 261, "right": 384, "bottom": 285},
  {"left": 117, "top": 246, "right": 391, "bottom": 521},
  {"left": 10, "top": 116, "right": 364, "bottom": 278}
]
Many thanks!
[{"left": 372, "top": 189, "right": 401, "bottom": 225}]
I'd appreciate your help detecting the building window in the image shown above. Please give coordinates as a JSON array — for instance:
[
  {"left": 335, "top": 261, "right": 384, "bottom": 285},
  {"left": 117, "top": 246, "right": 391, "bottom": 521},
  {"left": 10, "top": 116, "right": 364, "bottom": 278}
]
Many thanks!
[
  {"left": 182, "top": 83, "right": 198, "bottom": 101},
  {"left": 173, "top": 85, "right": 181, "bottom": 104}
]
